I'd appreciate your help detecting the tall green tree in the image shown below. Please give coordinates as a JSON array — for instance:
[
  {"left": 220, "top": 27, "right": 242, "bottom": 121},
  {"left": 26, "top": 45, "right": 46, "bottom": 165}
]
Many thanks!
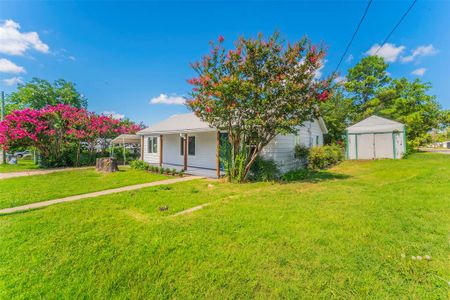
[
  {"left": 375, "top": 78, "right": 443, "bottom": 148},
  {"left": 6, "top": 78, "right": 87, "bottom": 112},
  {"left": 322, "top": 56, "right": 445, "bottom": 148},
  {"left": 320, "top": 85, "right": 354, "bottom": 143},
  {"left": 345, "top": 56, "right": 390, "bottom": 115}
]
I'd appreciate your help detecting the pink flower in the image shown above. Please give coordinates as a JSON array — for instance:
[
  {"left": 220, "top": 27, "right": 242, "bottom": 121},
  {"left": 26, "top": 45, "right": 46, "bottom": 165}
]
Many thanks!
[
  {"left": 218, "top": 35, "right": 224, "bottom": 43},
  {"left": 318, "top": 90, "right": 329, "bottom": 102}
]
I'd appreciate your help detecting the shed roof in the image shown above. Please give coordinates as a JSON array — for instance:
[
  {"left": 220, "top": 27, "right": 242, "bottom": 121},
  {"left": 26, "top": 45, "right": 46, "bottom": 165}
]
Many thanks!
[
  {"left": 137, "top": 113, "right": 215, "bottom": 135},
  {"left": 111, "top": 134, "right": 141, "bottom": 144},
  {"left": 347, "top": 115, "right": 404, "bottom": 134}
]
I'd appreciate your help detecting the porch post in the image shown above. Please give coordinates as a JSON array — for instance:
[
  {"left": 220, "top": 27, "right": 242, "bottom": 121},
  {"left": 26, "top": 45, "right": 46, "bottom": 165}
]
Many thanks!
[
  {"left": 140, "top": 136, "right": 144, "bottom": 160},
  {"left": 216, "top": 131, "right": 220, "bottom": 178},
  {"left": 184, "top": 133, "right": 188, "bottom": 171},
  {"left": 159, "top": 135, "right": 163, "bottom": 166}
]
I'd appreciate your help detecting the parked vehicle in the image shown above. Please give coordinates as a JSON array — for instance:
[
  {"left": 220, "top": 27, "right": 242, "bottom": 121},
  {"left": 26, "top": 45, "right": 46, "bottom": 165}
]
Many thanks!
[{"left": 14, "top": 150, "right": 31, "bottom": 158}]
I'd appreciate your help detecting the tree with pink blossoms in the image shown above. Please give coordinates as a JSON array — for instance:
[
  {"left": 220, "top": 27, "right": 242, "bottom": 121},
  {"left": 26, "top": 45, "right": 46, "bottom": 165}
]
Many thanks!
[
  {"left": 187, "top": 32, "right": 332, "bottom": 182},
  {"left": 0, "top": 105, "right": 142, "bottom": 167}
]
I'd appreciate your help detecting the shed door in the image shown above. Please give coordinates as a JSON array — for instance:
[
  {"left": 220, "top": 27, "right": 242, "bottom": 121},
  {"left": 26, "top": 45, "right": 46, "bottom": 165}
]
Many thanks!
[
  {"left": 374, "top": 133, "right": 394, "bottom": 159},
  {"left": 394, "top": 132, "right": 403, "bottom": 159},
  {"left": 357, "top": 134, "right": 375, "bottom": 159}
]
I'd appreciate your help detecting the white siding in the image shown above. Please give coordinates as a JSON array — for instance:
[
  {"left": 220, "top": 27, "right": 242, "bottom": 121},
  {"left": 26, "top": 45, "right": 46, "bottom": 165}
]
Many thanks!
[
  {"left": 186, "top": 131, "right": 217, "bottom": 169},
  {"left": 162, "top": 134, "right": 183, "bottom": 166},
  {"left": 260, "top": 119, "right": 324, "bottom": 173},
  {"left": 161, "top": 131, "right": 217, "bottom": 170},
  {"left": 142, "top": 135, "right": 160, "bottom": 164},
  {"left": 347, "top": 132, "right": 405, "bottom": 160}
]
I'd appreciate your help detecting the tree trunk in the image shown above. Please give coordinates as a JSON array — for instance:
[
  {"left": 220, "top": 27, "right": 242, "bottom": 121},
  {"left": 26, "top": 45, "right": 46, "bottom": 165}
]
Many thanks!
[
  {"left": 76, "top": 142, "right": 81, "bottom": 167},
  {"left": 242, "top": 148, "right": 260, "bottom": 180}
]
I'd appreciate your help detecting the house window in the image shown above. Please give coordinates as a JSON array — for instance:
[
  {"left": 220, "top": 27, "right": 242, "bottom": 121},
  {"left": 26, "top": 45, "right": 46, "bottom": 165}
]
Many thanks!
[
  {"left": 316, "top": 136, "right": 319, "bottom": 146},
  {"left": 180, "top": 137, "right": 185, "bottom": 156},
  {"left": 188, "top": 136, "right": 196, "bottom": 156},
  {"left": 147, "top": 137, "right": 158, "bottom": 154}
]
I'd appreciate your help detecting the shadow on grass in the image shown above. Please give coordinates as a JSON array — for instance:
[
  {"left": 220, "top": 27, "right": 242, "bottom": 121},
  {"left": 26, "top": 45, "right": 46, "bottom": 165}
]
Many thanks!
[{"left": 281, "top": 169, "right": 351, "bottom": 184}]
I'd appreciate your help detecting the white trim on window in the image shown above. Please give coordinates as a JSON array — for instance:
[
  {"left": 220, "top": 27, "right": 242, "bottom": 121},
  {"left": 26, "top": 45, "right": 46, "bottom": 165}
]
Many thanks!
[{"left": 147, "top": 136, "right": 158, "bottom": 154}]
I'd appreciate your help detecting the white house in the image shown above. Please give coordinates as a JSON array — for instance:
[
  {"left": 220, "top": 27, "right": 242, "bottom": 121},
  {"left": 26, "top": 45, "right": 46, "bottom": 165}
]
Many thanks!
[
  {"left": 137, "top": 113, "right": 327, "bottom": 177},
  {"left": 345, "top": 115, "right": 406, "bottom": 160}
]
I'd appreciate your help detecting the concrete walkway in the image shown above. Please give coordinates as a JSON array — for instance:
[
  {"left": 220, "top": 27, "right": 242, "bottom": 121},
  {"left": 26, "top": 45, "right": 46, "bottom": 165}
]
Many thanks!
[
  {"left": 0, "top": 167, "right": 92, "bottom": 180},
  {"left": 0, "top": 176, "right": 203, "bottom": 215}
]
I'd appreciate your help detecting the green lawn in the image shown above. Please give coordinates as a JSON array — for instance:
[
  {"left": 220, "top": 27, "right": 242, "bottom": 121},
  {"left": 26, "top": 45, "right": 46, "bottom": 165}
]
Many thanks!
[
  {"left": 0, "top": 168, "right": 170, "bottom": 209},
  {"left": 0, "top": 159, "right": 40, "bottom": 173},
  {"left": 0, "top": 153, "right": 449, "bottom": 298}
]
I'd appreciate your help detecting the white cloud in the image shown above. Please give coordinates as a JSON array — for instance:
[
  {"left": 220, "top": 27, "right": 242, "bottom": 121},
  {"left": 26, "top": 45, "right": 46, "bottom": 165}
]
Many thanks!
[
  {"left": 0, "top": 19, "right": 49, "bottom": 56},
  {"left": 400, "top": 44, "right": 438, "bottom": 63},
  {"left": 365, "top": 43, "right": 405, "bottom": 62},
  {"left": 314, "top": 59, "right": 327, "bottom": 80},
  {"left": 346, "top": 54, "right": 354, "bottom": 63},
  {"left": 411, "top": 68, "right": 426, "bottom": 76},
  {"left": 334, "top": 76, "right": 347, "bottom": 84},
  {"left": 102, "top": 111, "right": 125, "bottom": 120},
  {"left": 68, "top": 55, "right": 76, "bottom": 61},
  {"left": 2, "top": 76, "right": 23, "bottom": 86},
  {"left": 0, "top": 58, "right": 26, "bottom": 73},
  {"left": 150, "top": 93, "right": 186, "bottom": 105}
]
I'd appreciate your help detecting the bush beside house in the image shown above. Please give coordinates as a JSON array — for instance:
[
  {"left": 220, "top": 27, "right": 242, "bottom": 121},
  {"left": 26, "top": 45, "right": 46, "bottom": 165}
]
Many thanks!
[{"left": 130, "top": 160, "right": 184, "bottom": 177}]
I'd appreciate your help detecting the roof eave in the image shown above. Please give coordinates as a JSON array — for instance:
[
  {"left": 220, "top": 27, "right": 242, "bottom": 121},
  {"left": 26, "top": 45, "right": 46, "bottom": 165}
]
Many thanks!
[{"left": 137, "top": 127, "right": 217, "bottom": 135}]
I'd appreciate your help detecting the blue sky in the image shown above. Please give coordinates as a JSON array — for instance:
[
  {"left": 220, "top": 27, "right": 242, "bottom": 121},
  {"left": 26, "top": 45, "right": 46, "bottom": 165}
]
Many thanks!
[{"left": 0, "top": 0, "right": 449, "bottom": 125}]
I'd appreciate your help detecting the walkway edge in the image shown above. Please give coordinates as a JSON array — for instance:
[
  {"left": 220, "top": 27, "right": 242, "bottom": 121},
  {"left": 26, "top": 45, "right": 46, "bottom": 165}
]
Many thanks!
[
  {"left": 0, "top": 176, "right": 203, "bottom": 215},
  {"left": 0, "top": 166, "right": 93, "bottom": 180}
]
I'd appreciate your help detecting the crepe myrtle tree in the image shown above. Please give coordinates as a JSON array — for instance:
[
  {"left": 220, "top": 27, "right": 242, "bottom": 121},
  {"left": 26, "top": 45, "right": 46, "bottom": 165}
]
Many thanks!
[
  {"left": 187, "top": 32, "right": 332, "bottom": 182},
  {"left": 0, "top": 104, "right": 142, "bottom": 167}
]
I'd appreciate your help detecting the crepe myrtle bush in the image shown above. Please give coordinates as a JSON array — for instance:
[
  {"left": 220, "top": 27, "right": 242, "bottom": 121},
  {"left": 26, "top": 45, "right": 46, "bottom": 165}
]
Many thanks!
[
  {"left": 0, "top": 104, "right": 142, "bottom": 167},
  {"left": 186, "top": 32, "right": 332, "bottom": 182}
]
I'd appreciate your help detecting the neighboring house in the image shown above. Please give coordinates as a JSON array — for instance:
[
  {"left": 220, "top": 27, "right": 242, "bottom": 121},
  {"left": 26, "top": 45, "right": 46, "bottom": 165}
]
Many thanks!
[
  {"left": 345, "top": 115, "right": 406, "bottom": 160},
  {"left": 438, "top": 141, "right": 450, "bottom": 149},
  {"left": 137, "top": 113, "right": 327, "bottom": 177}
]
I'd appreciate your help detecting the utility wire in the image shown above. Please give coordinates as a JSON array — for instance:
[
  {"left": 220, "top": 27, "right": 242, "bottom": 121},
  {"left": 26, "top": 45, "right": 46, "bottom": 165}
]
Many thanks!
[
  {"left": 333, "top": 0, "right": 373, "bottom": 74},
  {"left": 374, "top": 0, "right": 418, "bottom": 54}
]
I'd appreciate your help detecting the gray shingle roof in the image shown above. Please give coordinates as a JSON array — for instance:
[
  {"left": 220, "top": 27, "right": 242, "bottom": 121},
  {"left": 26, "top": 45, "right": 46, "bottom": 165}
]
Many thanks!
[
  {"left": 137, "top": 113, "right": 215, "bottom": 135},
  {"left": 347, "top": 115, "right": 404, "bottom": 134}
]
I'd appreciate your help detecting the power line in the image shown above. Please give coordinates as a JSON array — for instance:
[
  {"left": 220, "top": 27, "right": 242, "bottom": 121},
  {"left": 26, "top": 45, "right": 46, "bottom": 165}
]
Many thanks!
[
  {"left": 374, "top": 0, "right": 418, "bottom": 54},
  {"left": 333, "top": 0, "right": 373, "bottom": 74}
]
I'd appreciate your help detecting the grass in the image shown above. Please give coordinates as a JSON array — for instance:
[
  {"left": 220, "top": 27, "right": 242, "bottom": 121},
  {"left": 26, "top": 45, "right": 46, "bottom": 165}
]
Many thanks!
[
  {"left": 0, "top": 168, "right": 170, "bottom": 209},
  {"left": 0, "top": 159, "right": 40, "bottom": 173},
  {"left": 0, "top": 153, "right": 449, "bottom": 298}
]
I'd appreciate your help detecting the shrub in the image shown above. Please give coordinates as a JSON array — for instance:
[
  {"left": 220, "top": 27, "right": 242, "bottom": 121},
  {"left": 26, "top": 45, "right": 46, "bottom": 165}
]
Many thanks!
[
  {"left": 294, "top": 144, "right": 310, "bottom": 160},
  {"left": 281, "top": 169, "right": 310, "bottom": 182},
  {"left": 159, "top": 167, "right": 164, "bottom": 174},
  {"left": 171, "top": 168, "right": 177, "bottom": 176},
  {"left": 179, "top": 170, "right": 185, "bottom": 177},
  {"left": 130, "top": 160, "right": 148, "bottom": 170},
  {"left": 248, "top": 157, "right": 280, "bottom": 182},
  {"left": 165, "top": 168, "right": 171, "bottom": 174},
  {"left": 308, "top": 144, "right": 343, "bottom": 170}
]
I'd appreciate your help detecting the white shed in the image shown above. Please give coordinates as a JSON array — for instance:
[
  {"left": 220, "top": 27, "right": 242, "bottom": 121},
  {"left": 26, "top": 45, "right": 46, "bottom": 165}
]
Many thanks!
[{"left": 345, "top": 115, "right": 406, "bottom": 160}]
